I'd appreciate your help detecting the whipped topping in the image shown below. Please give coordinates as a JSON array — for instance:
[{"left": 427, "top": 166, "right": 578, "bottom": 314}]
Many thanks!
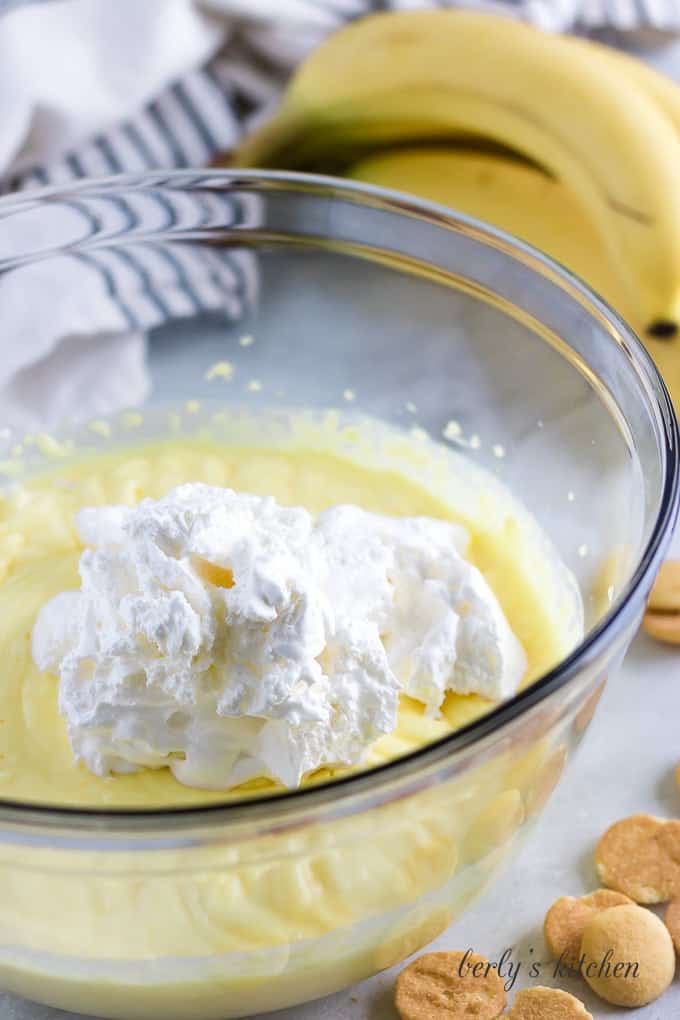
[{"left": 32, "top": 484, "right": 526, "bottom": 789}]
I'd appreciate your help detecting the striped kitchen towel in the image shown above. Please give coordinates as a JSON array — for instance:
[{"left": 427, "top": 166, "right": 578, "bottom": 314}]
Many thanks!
[
  {"left": 0, "top": 0, "right": 678, "bottom": 429},
  {"left": 5, "top": 0, "right": 680, "bottom": 197}
]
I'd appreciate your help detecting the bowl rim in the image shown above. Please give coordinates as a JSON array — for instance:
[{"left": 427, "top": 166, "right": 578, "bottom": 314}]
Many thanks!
[{"left": 0, "top": 167, "right": 677, "bottom": 834}]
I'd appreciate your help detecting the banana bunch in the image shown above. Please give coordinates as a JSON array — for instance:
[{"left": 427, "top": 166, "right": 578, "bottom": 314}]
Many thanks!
[
  {"left": 349, "top": 147, "right": 636, "bottom": 320},
  {"left": 233, "top": 10, "right": 680, "bottom": 400}
]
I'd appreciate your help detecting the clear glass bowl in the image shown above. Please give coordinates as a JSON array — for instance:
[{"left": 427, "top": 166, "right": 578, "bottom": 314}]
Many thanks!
[{"left": 0, "top": 171, "right": 676, "bottom": 1020}]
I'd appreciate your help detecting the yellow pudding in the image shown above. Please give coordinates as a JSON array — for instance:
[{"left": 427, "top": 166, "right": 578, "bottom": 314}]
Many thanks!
[
  {"left": 0, "top": 409, "right": 582, "bottom": 1019},
  {"left": 0, "top": 419, "right": 576, "bottom": 807}
]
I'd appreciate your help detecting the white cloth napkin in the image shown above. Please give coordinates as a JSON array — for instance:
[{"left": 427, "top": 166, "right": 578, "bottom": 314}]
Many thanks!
[{"left": 1, "top": 0, "right": 679, "bottom": 431}]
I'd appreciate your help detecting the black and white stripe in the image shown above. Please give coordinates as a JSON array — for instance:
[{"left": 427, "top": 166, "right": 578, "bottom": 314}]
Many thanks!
[
  {"left": 0, "top": 50, "right": 268, "bottom": 330},
  {"left": 0, "top": 56, "right": 254, "bottom": 193}
]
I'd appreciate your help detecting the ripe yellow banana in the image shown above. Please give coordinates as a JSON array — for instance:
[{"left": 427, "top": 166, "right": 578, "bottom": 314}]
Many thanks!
[
  {"left": 349, "top": 148, "right": 635, "bottom": 318},
  {"left": 347, "top": 147, "right": 680, "bottom": 406},
  {"left": 565, "top": 35, "right": 680, "bottom": 139},
  {"left": 235, "top": 11, "right": 680, "bottom": 333}
]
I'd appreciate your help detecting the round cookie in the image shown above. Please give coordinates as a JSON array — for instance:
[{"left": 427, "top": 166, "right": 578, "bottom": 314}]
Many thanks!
[
  {"left": 644, "top": 560, "right": 680, "bottom": 643},
  {"left": 647, "top": 560, "right": 680, "bottom": 612},
  {"left": 580, "top": 903, "right": 676, "bottom": 1007},
  {"left": 505, "top": 987, "right": 592, "bottom": 1019},
  {"left": 643, "top": 612, "right": 680, "bottom": 643},
  {"left": 665, "top": 898, "right": 680, "bottom": 954},
  {"left": 544, "top": 889, "right": 632, "bottom": 969},
  {"left": 595, "top": 814, "right": 680, "bottom": 903},
  {"left": 395, "top": 951, "right": 506, "bottom": 1020}
]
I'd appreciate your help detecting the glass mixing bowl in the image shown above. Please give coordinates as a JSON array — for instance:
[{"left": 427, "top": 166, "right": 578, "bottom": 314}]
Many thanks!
[{"left": 0, "top": 171, "right": 676, "bottom": 1020}]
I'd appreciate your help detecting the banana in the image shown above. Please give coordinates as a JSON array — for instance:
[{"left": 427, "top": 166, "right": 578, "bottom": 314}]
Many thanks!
[
  {"left": 347, "top": 146, "right": 680, "bottom": 406},
  {"left": 348, "top": 148, "right": 636, "bottom": 321},
  {"left": 566, "top": 35, "right": 680, "bottom": 140},
  {"left": 235, "top": 11, "right": 680, "bottom": 333}
]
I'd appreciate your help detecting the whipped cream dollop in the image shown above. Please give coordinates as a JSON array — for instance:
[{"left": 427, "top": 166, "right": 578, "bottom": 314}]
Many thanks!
[{"left": 32, "top": 484, "right": 526, "bottom": 789}]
